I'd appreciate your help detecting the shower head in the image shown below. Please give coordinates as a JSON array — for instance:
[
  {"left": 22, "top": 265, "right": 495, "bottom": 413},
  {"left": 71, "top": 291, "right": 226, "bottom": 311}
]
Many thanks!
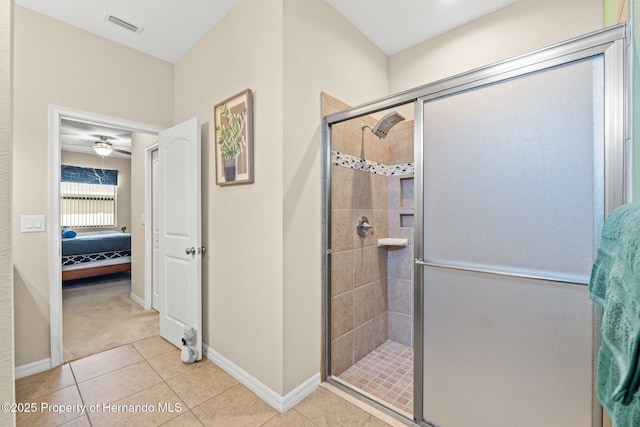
[{"left": 362, "top": 111, "right": 405, "bottom": 139}]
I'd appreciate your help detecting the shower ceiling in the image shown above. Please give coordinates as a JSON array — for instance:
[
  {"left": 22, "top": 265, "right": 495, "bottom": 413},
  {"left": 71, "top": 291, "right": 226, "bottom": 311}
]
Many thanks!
[{"left": 16, "top": 0, "right": 521, "bottom": 62}]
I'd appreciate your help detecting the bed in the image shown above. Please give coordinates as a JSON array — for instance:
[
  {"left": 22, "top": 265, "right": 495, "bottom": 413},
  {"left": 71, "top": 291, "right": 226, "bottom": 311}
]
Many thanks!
[{"left": 61, "top": 230, "right": 132, "bottom": 281}]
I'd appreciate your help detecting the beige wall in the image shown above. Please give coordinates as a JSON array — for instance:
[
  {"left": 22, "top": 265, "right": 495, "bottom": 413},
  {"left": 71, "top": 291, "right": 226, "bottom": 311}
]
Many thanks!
[
  {"left": 389, "top": 0, "right": 603, "bottom": 93},
  {"left": 281, "top": 0, "right": 389, "bottom": 394},
  {"left": 174, "top": 0, "right": 285, "bottom": 394},
  {"left": 13, "top": 5, "right": 173, "bottom": 366},
  {"left": 173, "top": 0, "right": 389, "bottom": 395},
  {"left": 0, "top": 0, "right": 15, "bottom": 424},
  {"left": 60, "top": 151, "right": 131, "bottom": 232},
  {"left": 130, "top": 133, "right": 157, "bottom": 301},
  {"left": 604, "top": 0, "right": 628, "bottom": 25}
]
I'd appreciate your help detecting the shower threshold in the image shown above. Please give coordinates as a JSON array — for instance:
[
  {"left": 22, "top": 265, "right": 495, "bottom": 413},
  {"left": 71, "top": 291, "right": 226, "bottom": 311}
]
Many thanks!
[{"left": 336, "top": 340, "right": 413, "bottom": 417}]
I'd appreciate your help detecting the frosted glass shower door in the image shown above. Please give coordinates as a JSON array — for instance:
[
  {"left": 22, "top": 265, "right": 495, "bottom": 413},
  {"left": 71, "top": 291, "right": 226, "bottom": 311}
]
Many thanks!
[{"left": 420, "top": 58, "right": 606, "bottom": 427}]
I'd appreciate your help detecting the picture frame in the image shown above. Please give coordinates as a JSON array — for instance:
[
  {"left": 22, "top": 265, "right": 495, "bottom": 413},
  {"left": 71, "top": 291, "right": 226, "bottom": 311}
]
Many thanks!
[{"left": 214, "top": 89, "right": 254, "bottom": 185}]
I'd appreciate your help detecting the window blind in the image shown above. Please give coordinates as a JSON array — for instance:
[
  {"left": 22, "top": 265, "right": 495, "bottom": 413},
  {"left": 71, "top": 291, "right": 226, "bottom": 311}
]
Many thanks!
[{"left": 60, "top": 166, "right": 118, "bottom": 228}]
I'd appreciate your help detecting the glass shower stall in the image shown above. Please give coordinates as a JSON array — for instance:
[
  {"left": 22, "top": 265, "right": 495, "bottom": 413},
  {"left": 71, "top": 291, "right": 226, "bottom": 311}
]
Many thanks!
[{"left": 323, "top": 24, "right": 627, "bottom": 427}]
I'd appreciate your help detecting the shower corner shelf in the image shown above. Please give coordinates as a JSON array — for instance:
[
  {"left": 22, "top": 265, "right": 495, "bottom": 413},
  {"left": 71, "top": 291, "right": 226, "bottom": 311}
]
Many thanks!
[{"left": 377, "top": 238, "right": 409, "bottom": 247}]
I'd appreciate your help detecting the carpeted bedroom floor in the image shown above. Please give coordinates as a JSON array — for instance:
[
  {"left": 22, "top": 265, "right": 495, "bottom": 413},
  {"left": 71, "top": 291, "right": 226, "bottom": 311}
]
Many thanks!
[{"left": 62, "top": 272, "right": 159, "bottom": 362}]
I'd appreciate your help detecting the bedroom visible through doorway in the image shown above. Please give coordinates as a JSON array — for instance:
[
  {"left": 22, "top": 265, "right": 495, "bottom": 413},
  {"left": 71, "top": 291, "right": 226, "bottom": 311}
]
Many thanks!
[
  {"left": 60, "top": 118, "right": 157, "bottom": 362},
  {"left": 49, "top": 108, "right": 163, "bottom": 365}
]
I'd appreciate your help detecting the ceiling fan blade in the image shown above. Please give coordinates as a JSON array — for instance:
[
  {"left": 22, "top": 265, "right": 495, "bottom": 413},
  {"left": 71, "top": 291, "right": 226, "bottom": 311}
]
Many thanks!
[
  {"left": 91, "top": 134, "right": 116, "bottom": 141},
  {"left": 61, "top": 140, "right": 92, "bottom": 146},
  {"left": 113, "top": 148, "right": 131, "bottom": 155}
]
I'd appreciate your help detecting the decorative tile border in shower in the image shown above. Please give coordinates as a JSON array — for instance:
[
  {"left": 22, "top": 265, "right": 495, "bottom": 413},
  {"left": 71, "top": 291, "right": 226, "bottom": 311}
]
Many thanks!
[{"left": 332, "top": 151, "right": 414, "bottom": 177}]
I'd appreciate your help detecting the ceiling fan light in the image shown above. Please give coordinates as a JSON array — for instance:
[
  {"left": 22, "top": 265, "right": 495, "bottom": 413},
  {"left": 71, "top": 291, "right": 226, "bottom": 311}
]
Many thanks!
[{"left": 93, "top": 142, "right": 113, "bottom": 156}]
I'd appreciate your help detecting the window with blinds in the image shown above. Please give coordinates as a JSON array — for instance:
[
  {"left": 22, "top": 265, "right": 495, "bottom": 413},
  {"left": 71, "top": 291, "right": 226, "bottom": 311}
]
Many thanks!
[{"left": 60, "top": 165, "right": 118, "bottom": 228}]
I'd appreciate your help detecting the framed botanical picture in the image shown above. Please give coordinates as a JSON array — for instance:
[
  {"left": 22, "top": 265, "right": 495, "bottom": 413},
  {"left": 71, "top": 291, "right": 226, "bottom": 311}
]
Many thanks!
[{"left": 214, "top": 89, "right": 254, "bottom": 185}]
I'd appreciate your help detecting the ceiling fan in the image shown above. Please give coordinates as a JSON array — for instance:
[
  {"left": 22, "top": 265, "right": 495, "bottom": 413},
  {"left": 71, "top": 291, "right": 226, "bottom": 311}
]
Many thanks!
[
  {"left": 60, "top": 119, "right": 132, "bottom": 156},
  {"left": 92, "top": 135, "right": 131, "bottom": 157}
]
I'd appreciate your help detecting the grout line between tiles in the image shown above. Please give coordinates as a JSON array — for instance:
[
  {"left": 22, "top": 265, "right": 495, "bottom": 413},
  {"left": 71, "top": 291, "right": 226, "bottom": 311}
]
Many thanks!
[
  {"left": 25, "top": 335, "right": 401, "bottom": 427},
  {"left": 290, "top": 408, "right": 319, "bottom": 427},
  {"left": 337, "top": 340, "right": 414, "bottom": 416}
]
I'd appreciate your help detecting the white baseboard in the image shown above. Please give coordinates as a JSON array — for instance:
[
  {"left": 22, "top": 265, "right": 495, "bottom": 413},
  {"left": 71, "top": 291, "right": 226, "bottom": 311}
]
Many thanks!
[
  {"left": 129, "top": 292, "right": 145, "bottom": 308},
  {"left": 15, "top": 358, "right": 51, "bottom": 379},
  {"left": 281, "top": 371, "right": 321, "bottom": 411},
  {"left": 203, "top": 344, "right": 320, "bottom": 413}
]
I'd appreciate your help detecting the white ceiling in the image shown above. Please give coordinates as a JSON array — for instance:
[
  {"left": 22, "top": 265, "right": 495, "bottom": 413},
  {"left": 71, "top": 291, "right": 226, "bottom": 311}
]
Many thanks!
[
  {"left": 16, "top": 0, "right": 240, "bottom": 63},
  {"left": 325, "top": 0, "right": 520, "bottom": 55},
  {"left": 61, "top": 119, "right": 133, "bottom": 159},
  {"left": 16, "top": 0, "right": 521, "bottom": 63},
  {"left": 26, "top": 0, "right": 521, "bottom": 150}
]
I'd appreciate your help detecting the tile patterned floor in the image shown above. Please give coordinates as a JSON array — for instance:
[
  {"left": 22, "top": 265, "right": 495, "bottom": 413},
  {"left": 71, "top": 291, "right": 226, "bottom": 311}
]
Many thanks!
[
  {"left": 15, "top": 335, "right": 398, "bottom": 427},
  {"left": 338, "top": 340, "right": 414, "bottom": 416}
]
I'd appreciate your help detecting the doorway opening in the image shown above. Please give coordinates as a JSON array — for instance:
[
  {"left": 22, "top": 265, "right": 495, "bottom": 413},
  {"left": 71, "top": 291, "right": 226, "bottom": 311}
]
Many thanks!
[
  {"left": 59, "top": 117, "right": 158, "bottom": 361},
  {"left": 49, "top": 106, "right": 164, "bottom": 366}
]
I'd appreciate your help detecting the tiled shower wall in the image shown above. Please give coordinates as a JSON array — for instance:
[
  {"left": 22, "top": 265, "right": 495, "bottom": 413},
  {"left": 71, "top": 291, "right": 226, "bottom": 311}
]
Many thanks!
[
  {"left": 329, "top": 110, "right": 390, "bottom": 377},
  {"left": 322, "top": 93, "right": 415, "bottom": 378},
  {"left": 386, "top": 122, "right": 414, "bottom": 347}
]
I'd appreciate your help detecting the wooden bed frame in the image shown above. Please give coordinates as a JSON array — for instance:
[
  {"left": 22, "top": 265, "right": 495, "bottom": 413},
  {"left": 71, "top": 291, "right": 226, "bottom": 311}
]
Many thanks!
[{"left": 62, "top": 262, "right": 131, "bottom": 281}]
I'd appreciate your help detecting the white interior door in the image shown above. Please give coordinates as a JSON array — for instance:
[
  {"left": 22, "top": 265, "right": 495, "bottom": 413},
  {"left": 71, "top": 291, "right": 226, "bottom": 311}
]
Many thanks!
[
  {"left": 151, "top": 149, "right": 161, "bottom": 311},
  {"left": 158, "top": 117, "right": 202, "bottom": 360}
]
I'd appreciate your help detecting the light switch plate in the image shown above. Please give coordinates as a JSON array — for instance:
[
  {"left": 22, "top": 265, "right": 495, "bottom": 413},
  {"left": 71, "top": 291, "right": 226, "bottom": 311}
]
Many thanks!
[{"left": 21, "top": 215, "right": 46, "bottom": 233}]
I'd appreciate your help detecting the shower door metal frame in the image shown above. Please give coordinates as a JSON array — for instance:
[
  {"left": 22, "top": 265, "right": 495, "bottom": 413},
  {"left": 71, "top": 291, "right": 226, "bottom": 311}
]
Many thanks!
[
  {"left": 323, "top": 24, "right": 627, "bottom": 427},
  {"left": 413, "top": 29, "right": 626, "bottom": 427}
]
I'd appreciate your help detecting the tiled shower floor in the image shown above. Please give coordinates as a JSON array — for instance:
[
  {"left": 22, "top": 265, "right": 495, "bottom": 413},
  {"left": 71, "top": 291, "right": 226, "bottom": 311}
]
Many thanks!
[{"left": 338, "top": 340, "right": 413, "bottom": 416}]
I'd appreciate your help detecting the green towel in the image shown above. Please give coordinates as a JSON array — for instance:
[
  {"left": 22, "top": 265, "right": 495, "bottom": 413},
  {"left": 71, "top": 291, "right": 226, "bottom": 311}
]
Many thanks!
[{"left": 589, "top": 203, "right": 640, "bottom": 426}]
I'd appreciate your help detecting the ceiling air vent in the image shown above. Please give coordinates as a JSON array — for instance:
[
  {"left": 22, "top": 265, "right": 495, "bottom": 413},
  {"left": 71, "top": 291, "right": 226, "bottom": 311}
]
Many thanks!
[{"left": 104, "top": 13, "right": 144, "bottom": 35}]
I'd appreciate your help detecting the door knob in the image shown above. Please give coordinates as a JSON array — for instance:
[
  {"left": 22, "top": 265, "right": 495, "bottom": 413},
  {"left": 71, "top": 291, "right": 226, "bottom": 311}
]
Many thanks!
[{"left": 185, "top": 247, "right": 196, "bottom": 255}]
